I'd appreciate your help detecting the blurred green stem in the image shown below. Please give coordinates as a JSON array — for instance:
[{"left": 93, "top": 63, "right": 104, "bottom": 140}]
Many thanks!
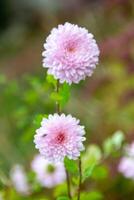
[
  {"left": 4, "top": 186, "right": 10, "bottom": 200},
  {"left": 56, "top": 80, "right": 72, "bottom": 199},
  {"left": 77, "top": 156, "right": 82, "bottom": 200},
  {"left": 65, "top": 168, "right": 72, "bottom": 199}
]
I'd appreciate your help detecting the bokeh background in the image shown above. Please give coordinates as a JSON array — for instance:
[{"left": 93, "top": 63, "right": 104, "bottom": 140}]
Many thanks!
[{"left": 0, "top": 0, "right": 134, "bottom": 199}]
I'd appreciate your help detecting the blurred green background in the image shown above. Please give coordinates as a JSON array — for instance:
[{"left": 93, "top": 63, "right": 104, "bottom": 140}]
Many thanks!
[{"left": 0, "top": 0, "right": 134, "bottom": 199}]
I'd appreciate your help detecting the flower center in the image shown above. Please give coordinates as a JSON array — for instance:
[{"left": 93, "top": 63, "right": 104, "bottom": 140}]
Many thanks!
[
  {"left": 55, "top": 132, "right": 65, "bottom": 144},
  {"left": 67, "top": 46, "right": 75, "bottom": 52},
  {"left": 47, "top": 164, "right": 55, "bottom": 174},
  {"left": 66, "top": 42, "right": 76, "bottom": 53}
]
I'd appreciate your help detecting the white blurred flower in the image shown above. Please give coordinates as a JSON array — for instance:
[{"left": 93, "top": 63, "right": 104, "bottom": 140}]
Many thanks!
[
  {"left": 125, "top": 142, "right": 134, "bottom": 157},
  {"left": 10, "top": 165, "right": 30, "bottom": 195},
  {"left": 31, "top": 154, "right": 66, "bottom": 188},
  {"left": 118, "top": 142, "right": 134, "bottom": 179}
]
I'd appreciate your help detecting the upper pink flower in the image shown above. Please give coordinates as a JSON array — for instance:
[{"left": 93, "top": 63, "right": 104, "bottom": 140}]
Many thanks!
[
  {"left": 31, "top": 154, "right": 66, "bottom": 188},
  {"left": 34, "top": 113, "right": 86, "bottom": 162},
  {"left": 42, "top": 22, "right": 100, "bottom": 84}
]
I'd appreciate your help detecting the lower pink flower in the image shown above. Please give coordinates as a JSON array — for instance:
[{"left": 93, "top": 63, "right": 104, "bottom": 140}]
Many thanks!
[{"left": 34, "top": 113, "right": 86, "bottom": 162}]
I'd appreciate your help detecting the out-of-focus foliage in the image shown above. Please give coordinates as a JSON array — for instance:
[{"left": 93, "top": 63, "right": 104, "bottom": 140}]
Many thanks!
[
  {"left": 76, "top": 191, "right": 103, "bottom": 200},
  {"left": 103, "top": 130, "right": 125, "bottom": 156},
  {"left": 0, "top": 73, "right": 54, "bottom": 173}
]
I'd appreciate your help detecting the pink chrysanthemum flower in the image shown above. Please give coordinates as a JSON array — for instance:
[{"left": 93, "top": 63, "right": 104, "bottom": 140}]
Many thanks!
[
  {"left": 42, "top": 22, "right": 99, "bottom": 84},
  {"left": 118, "top": 142, "right": 134, "bottom": 179},
  {"left": 31, "top": 154, "right": 66, "bottom": 188},
  {"left": 34, "top": 113, "right": 86, "bottom": 162}
]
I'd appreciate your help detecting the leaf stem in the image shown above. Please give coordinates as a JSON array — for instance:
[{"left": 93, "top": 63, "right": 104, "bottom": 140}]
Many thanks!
[
  {"left": 77, "top": 156, "right": 82, "bottom": 200},
  {"left": 55, "top": 79, "right": 72, "bottom": 199}
]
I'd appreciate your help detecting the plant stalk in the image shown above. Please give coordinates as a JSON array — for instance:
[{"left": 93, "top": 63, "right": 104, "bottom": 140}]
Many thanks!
[
  {"left": 77, "top": 156, "right": 82, "bottom": 200},
  {"left": 56, "top": 79, "right": 72, "bottom": 199}
]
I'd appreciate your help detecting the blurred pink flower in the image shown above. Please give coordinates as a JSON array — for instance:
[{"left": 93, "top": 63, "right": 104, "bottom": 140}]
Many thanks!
[
  {"left": 31, "top": 154, "right": 66, "bottom": 188},
  {"left": 34, "top": 113, "right": 85, "bottom": 162},
  {"left": 10, "top": 165, "right": 30, "bottom": 195},
  {"left": 118, "top": 142, "right": 134, "bottom": 179},
  {"left": 42, "top": 22, "right": 99, "bottom": 84},
  {"left": 125, "top": 142, "right": 134, "bottom": 157},
  {"left": 118, "top": 157, "right": 134, "bottom": 179}
]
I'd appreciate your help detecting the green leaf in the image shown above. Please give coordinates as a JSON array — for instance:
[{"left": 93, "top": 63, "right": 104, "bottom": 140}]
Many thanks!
[
  {"left": 112, "top": 130, "right": 125, "bottom": 149},
  {"left": 64, "top": 157, "right": 78, "bottom": 174},
  {"left": 103, "top": 138, "right": 113, "bottom": 156},
  {"left": 80, "top": 191, "right": 103, "bottom": 200},
  {"left": 57, "top": 196, "right": 70, "bottom": 200},
  {"left": 54, "top": 183, "right": 67, "bottom": 197},
  {"left": 50, "top": 92, "right": 63, "bottom": 102},
  {"left": 0, "top": 171, "right": 10, "bottom": 186},
  {"left": 46, "top": 75, "right": 56, "bottom": 86},
  {"left": 27, "top": 171, "right": 36, "bottom": 183},
  {"left": 92, "top": 165, "right": 108, "bottom": 180},
  {"left": 72, "top": 176, "right": 79, "bottom": 185},
  {"left": 82, "top": 164, "right": 95, "bottom": 182},
  {"left": 24, "top": 90, "right": 38, "bottom": 105},
  {"left": 33, "top": 114, "right": 48, "bottom": 128},
  {"left": 50, "top": 83, "right": 70, "bottom": 107},
  {"left": 83, "top": 145, "right": 102, "bottom": 166},
  {"left": 27, "top": 172, "right": 42, "bottom": 193},
  {"left": 82, "top": 145, "right": 102, "bottom": 182},
  {"left": 59, "top": 83, "right": 70, "bottom": 107},
  {"left": 103, "top": 130, "right": 125, "bottom": 156}
]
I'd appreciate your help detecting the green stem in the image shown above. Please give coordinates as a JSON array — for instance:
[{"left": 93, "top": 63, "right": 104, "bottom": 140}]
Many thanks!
[
  {"left": 56, "top": 79, "right": 61, "bottom": 114},
  {"left": 55, "top": 80, "right": 72, "bottom": 199},
  {"left": 4, "top": 186, "right": 10, "bottom": 200},
  {"left": 65, "top": 168, "right": 72, "bottom": 199},
  {"left": 77, "top": 156, "right": 82, "bottom": 200}
]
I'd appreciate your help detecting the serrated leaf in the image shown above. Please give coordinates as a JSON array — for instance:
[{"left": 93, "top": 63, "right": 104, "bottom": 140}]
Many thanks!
[{"left": 64, "top": 157, "right": 78, "bottom": 174}]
